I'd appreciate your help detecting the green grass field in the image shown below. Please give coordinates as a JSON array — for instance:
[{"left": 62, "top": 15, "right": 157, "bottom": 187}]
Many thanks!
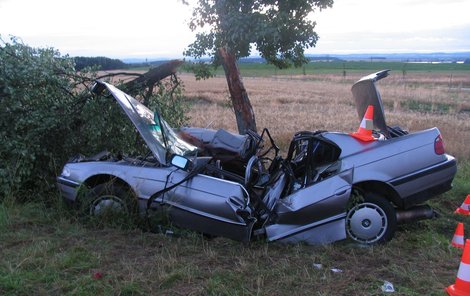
[
  {"left": 130, "top": 60, "right": 470, "bottom": 77},
  {"left": 178, "top": 60, "right": 470, "bottom": 77},
  {"left": 235, "top": 61, "right": 470, "bottom": 77}
]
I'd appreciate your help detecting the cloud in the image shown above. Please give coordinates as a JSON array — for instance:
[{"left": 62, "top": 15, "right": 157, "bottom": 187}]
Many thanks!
[
  {"left": 311, "top": 23, "right": 470, "bottom": 53},
  {"left": 1, "top": 0, "right": 469, "bottom": 57}
]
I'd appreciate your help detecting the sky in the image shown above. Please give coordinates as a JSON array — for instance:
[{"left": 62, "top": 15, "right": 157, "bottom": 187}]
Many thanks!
[{"left": 1, "top": 0, "right": 469, "bottom": 59}]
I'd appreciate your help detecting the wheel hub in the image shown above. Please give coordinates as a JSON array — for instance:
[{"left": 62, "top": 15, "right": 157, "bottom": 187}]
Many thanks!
[
  {"left": 362, "top": 219, "right": 371, "bottom": 228},
  {"left": 91, "top": 195, "right": 126, "bottom": 216},
  {"left": 346, "top": 202, "right": 388, "bottom": 244}
]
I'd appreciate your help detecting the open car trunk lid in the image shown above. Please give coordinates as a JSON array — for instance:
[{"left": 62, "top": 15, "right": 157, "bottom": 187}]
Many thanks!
[{"left": 351, "top": 70, "right": 391, "bottom": 138}]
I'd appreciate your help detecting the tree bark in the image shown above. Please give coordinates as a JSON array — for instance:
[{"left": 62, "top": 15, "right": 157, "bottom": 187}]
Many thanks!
[
  {"left": 124, "top": 59, "right": 183, "bottom": 95},
  {"left": 218, "top": 47, "right": 257, "bottom": 134}
]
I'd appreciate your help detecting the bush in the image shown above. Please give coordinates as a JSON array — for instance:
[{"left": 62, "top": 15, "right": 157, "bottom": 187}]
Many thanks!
[{"left": 0, "top": 37, "right": 187, "bottom": 202}]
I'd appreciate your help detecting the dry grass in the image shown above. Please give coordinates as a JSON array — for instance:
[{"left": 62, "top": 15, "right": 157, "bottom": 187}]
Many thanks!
[
  {"left": 2, "top": 196, "right": 470, "bottom": 295},
  {"left": 2, "top": 69, "right": 469, "bottom": 296},
  {"left": 181, "top": 71, "right": 470, "bottom": 159}
]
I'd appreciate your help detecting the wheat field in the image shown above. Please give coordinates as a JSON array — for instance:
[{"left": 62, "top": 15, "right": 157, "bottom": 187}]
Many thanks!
[{"left": 181, "top": 71, "right": 470, "bottom": 159}]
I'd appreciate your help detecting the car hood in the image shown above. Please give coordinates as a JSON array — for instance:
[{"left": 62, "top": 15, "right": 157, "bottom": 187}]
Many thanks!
[
  {"left": 93, "top": 81, "right": 197, "bottom": 164},
  {"left": 351, "top": 70, "right": 390, "bottom": 137}
]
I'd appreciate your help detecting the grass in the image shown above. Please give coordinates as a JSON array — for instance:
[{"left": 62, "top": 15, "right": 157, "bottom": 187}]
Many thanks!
[
  {"left": 131, "top": 60, "right": 470, "bottom": 78},
  {"left": 1, "top": 163, "right": 469, "bottom": 295},
  {"left": 2, "top": 67, "right": 469, "bottom": 295},
  {"left": 232, "top": 61, "right": 470, "bottom": 77}
]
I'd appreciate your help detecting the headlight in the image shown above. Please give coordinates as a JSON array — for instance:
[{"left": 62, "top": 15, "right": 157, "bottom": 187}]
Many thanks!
[{"left": 61, "top": 166, "right": 71, "bottom": 177}]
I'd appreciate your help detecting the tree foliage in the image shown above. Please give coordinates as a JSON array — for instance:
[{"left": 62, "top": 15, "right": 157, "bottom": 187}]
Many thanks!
[
  {"left": 185, "top": 0, "right": 334, "bottom": 69},
  {"left": 184, "top": 0, "right": 333, "bottom": 134},
  {"left": 0, "top": 37, "right": 187, "bottom": 201},
  {"left": 74, "top": 56, "right": 128, "bottom": 71}
]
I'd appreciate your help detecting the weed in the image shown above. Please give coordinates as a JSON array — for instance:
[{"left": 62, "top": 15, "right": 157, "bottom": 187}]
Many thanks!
[{"left": 1, "top": 69, "right": 469, "bottom": 295}]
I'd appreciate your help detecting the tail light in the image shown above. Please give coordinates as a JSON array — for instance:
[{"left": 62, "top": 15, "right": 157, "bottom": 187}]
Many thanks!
[{"left": 434, "top": 134, "right": 445, "bottom": 155}]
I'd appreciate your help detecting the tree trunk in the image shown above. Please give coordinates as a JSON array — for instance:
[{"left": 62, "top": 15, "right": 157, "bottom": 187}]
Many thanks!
[{"left": 218, "top": 47, "right": 257, "bottom": 134}]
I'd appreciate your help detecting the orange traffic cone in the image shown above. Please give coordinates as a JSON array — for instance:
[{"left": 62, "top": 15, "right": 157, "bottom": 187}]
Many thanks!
[
  {"left": 452, "top": 223, "right": 465, "bottom": 249},
  {"left": 455, "top": 195, "right": 470, "bottom": 215},
  {"left": 447, "top": 239, "right": 470, "bottom": 295},
  {"left": 350, "top": 105, "right": 376, "bottom": 142}
]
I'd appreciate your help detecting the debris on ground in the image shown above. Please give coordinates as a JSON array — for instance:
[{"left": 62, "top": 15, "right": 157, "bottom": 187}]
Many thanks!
[{"left": 381, "top": 281, "right": 395, "bottom": 293}]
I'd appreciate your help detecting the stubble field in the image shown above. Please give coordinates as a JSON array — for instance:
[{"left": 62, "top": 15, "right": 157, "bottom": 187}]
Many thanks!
[
  {"left": 182, "top": 70, "right": 470, "bottom": 159},
  {"left": 1, "top": 67, "right": 470, "bottom": 295}
]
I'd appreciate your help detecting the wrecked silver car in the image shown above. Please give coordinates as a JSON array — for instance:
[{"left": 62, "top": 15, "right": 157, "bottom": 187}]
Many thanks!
[{"left": 57, "top": 70, "right": 457, "bottom": 245}]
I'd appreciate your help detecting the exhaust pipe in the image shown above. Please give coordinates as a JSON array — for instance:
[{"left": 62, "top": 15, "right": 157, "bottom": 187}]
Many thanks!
[{"left": 396, "top": 205, "right": 437, "bottom": 224}]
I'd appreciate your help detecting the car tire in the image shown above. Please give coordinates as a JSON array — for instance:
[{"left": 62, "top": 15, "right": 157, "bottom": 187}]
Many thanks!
[
  {"left": 81, "top": 182, "right": 138, "bottom": 224},
  {"left": 346, "top": 192, "right": 396, "bottom": 244}
]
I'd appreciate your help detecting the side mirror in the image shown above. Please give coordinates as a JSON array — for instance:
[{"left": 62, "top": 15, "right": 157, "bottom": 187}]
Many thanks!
[{"left": 170, "top": 155, "right": 190, "bottom": 171}]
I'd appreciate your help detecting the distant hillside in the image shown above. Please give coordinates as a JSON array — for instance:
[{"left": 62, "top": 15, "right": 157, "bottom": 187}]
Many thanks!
[
  {"left": 237, "top": 52, "right": 470, "bottom": 63},
  {"left": 122, "top": 58, "right": 171, "bottom": 66},
  {"left": 307, "top": 52, "right": 470, "bottom": 62},
  {"left": 123, "top": 51, "right": 470, "bottom": 67},
  {"left": 116, "top": 52, "right": 470, "bottom": 67}
]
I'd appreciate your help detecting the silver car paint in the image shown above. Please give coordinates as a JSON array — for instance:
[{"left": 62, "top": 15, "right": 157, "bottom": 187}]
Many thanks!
[
  {"left": 351, "top": 70, "right": 390, "bottom": 137},
  {"left": 57, "top": 72, "right": 457, "bottom": 244},
  {"left": 323, "top": 128, "right": 456, "bottom": 205},
  {"left": 104, "top": 82, "right": 197, "bottom": 164},
  {"left": 265, "top": 168, "right": 353, "bottom": 244},
  {"left": 61, "top": 159, "right": 256, "bottom": 241}
]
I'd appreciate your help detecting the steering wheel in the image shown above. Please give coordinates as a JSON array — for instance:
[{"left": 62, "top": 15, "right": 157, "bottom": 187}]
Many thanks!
[{"left": 245, "top": 155, "right": 263, "bottom": 187}]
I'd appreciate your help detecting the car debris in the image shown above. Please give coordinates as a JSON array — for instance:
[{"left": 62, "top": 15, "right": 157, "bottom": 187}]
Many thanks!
[
  {"left": 313, "top": 263, "right": 323, "bottom": 269},
  {"left": 381, "top": 281, "right": 395, "bottom": 293},
  {"left": 57, "top": 70, "right": 457, "bottom": 245}
]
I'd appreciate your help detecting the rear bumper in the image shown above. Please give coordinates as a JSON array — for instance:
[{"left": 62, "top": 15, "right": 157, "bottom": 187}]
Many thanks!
[
  {"left": 402, "top": 179, "right": 453, "bottom": 208},
  {"left": 56, "top": 176, "right": 80, "bottom": 202},
  {"left": 389, "top": 155, "right": 457, "bottom": 209}
]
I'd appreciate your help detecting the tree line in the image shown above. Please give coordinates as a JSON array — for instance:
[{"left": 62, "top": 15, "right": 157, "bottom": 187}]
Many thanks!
[{"left": 74, "top": 56, "right": 128, "bottom": 71}]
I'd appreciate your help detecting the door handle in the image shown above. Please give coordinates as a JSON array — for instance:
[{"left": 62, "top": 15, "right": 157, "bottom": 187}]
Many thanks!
[{"left": 335, "top": 189, "right": 348, "bottom": 196}]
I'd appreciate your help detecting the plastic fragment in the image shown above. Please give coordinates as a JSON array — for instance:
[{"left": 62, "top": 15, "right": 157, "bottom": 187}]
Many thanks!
[
  {"left": 330, "top": 268, "right": 343, "bottom": 273},
  {"left": 313, "top": 263, "right": 323, "bottom": 269},
  {"left": 92, "top": 272, "right": 103, "bottom": 280},
  {"left": 381, "top": 281, "right": 395, "bottom": 293}
]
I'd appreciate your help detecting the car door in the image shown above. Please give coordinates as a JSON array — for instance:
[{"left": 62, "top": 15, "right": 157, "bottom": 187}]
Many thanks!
[
  {"left": 265, "top": 167, "right": 353, "bottom": 244},
  {"left": 162, "top": 170, "right": 256, "bottom": 242}
]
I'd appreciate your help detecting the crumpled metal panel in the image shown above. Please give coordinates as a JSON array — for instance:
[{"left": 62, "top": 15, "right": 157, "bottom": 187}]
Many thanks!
[
  {"left": 269, "top": 215, "right": 346, "bottom": 245},
  {"left": 351, "top": 70, "right": 390, "bottom": 138},
  {"left": 97, "top": 81, "right": 196, "bottom": 164},
  {"left": 266, "top": 168, "right": 353, "bottom": 244}
]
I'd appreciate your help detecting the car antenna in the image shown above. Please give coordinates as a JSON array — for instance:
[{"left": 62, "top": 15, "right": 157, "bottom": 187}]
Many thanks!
[{"left": 204, "top": 120, "right": 214, "bottom": 129}]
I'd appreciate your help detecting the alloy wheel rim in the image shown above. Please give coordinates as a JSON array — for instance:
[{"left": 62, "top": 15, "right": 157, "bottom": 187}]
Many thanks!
[
  {"left": 346, "top": 202, "right": 388, "bottom": 244},
  {"left": 90, "top": 195, "right": 127, "bottom": 216}
]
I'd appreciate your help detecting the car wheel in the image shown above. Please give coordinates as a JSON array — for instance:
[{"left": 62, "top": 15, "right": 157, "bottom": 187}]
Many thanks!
[
  {"left": 346, "top": 192, "right": 396, "bottom": 244},
  {"left": 82, "top": 182, "right": 138, "bottom": 224}
]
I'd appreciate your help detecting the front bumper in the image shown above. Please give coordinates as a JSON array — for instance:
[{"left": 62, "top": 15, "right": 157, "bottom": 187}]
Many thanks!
[{"left": 56, "top": 176, "right": 80, "bottom": 202}]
